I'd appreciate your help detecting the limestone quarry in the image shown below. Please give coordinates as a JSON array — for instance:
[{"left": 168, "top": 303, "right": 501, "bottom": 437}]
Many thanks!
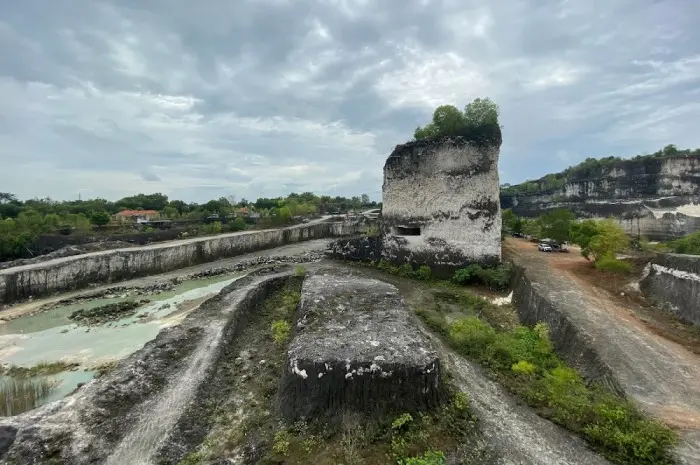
[{"left": 0, "top": 136, "right": 699, "bottom": 465}]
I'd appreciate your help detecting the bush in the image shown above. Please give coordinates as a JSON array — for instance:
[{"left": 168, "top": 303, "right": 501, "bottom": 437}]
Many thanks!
[
  {"left": 399, "top": 450, "right": 446, "bottom": 465},
  {"left": 229, "top": 216, "right": 247, "bottom": 231},
  {"left": 667, "top": 230, "right": 700, "bottom": 255},
  {"left": 452, "top": 263, "right": 512, "bottom": 291},
  {"left": 418, "top": 311, "right": 678, "bottom": 465},
  {"left": 202, "top": 221, "right": 222, "bottom": 234},
  {"left": 271, "top": 320, "right": 291, "bottom": 345},
  {"left": 415, "top": 265, "right": 432, "bottom": 281},
  {"left": 448, "top": 317, "right": 496, "bottom": 357},
  {"left": 414, "top": 98, "right": 500, "bottom": 143},
  {"left": 595, "top": 254, "right": 632, "bottom": 274}
]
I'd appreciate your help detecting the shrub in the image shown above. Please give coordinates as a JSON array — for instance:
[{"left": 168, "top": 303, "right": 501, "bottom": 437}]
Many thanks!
[
  {"left": 399, "top": 450, "right": 446, "bottom": 465},
  {"left": 229, "top": 216, "right": 247, "bottom": 231},
  {"left": 202, "top": 221, "right": 222, "bottom": 234},
  {"left": 295, "top": 265, "right": 306, "bottom": 277},
  {"left": 667, "top": 230, "right": 700, "bottom": 255},
  {"left": 511, "top": 360, "right": 537, "bottom": 376},
  {"left": 595, "top": 254, "right": 632, "bottom": 274},
  {"left": 399, "top": 263, "right": 414, "bottom": 277},
  {"left": 452, "top": 263, "right": 512, "bottom": 291},
  {"left": 452, "top": 391, "right": 469, "bottom": 412},
  {"left": 415, "top": 265, "right": 432, "bottom": 281},
  {"left": 272, "top": 429, "right": 292, "bottom": 455},
  {"left": 448, "top": 317, "right": 496, "bottom": 357},
  {"left": 271, "top": 320, "right": 291, "bottom": 345}
]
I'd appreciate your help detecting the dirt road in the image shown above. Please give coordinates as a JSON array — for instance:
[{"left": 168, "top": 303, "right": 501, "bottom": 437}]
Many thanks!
[{"left": 505, "top": 238, "right": 700, "bottom": 464}]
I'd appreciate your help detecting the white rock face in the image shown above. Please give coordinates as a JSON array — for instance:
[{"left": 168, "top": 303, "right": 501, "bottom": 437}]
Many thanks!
[
  {"left": 381, "top": 137, "right": 501, "bottom": 276},
  {"left": 0, "top": 222, "right": 354, "bottom": 304}
]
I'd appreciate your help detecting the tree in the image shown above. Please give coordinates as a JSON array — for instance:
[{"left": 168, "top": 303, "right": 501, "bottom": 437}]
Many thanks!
[
  {"left": 501, "top": 209, "right": 522, "bottom": 234},
  {"left": 521, "top": 218, "right": 541, "bottom": 237},
  {"left": 570, "top": 219, "right": 628, "bottom": 261},
  {"left": 89, "top": 211, "right": 111, "bottom": 227},
  {"left": 278, "top": 206, "right": 292, "bottom": 224},
  {"left": 432, "top": 105, "right": 465, "bottom": 135},
  {"left": 163, "top": 206, "right": 179, "bottom": 218},
  {"left": 0, "top": 193, "right": 18, "bottom": 204},
  {"left": 539, "top": 209, "right": 575, "bottom": 243},
  {"left": 463, "top": 97, "right": 500, "bottom": 126},
  {"left": 361, "top": 194, "right": 370, "bottom": 205}
]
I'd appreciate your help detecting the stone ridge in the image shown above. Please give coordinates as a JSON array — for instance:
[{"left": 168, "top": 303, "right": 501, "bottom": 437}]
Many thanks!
[{"left": 277, "top": 268, "right": 443, "bottom": 421}]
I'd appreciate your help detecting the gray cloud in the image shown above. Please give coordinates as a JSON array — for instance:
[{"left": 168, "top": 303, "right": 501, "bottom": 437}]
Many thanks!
[{"left": 1, "top": 0, "right": 699, "bottom": 202}]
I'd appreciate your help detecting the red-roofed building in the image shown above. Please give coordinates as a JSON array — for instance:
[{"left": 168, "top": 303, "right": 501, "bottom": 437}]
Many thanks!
[{"left": 114, "top": 209, "right": 160, "bottom": 224}]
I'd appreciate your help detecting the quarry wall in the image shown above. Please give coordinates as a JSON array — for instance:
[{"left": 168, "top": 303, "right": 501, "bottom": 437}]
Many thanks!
[
  {"left": 0, "top": 222, "right": 355, "bottom": 305},
  {"left": 501, "top": 155, "right": 700, "bottom": 240},
  {"left": 640, "top": 253, "right": 700, "bottom": 326},
  {"left": 382, "top": 136, "right": 502, "bottom": 277}
]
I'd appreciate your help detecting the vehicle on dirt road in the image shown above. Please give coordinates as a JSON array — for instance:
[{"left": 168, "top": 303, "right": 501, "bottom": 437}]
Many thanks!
[{"left": 538, "top": 242, "right": 553, "bottom": 252}]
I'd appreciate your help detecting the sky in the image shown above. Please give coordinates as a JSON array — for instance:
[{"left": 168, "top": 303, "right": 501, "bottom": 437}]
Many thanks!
[{"left": 1, "top": 0, "right": 699, "bottom": 203}]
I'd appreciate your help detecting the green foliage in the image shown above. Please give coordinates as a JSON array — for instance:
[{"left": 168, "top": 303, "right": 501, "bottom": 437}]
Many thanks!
[
  {"left": 418, "top": 312, "right": 678, "bottom": 465},
  {"left": 89, "top": 210, "right": 111, "bottom": 227},
  {"left": 538, "top": 209, "right": 575, "bottom": 243},
  {"left": 501, "top": 208, "right": 522, "bottom": 234},
  {"left": 501, "top": 145, "right": 700, "bottom": 197},
  {"left": 569, "top": 219, "right": 628, "bottom": 261},
  {"left": 415, "top": 265, "right": 432, "bottom": 281},
  {"left": 392, "top": 413, "right": 414, "bottom": 432},
  {"left": 511, "top": 360, "right": 537, "bottom": 376},
  {"left": 273, "top": 429, "right": 292, "bottom": 455},
  {"left": 271, "top": 320, "right": 291, "bottom": 345},
  {"left": 667, "top": 231, "right": 700, "bottom": 255},
  {"left": 451, "top": 263, "right": 512, "bottom": 291},
  {"left": 295, "top": 265, "right": 307, "bottom": 277},
  {"left": 398, "top": 450, "right": 446, "bottom": 465},
  {"left": 202, "top": 221, "right": 222, "bottom": 235},
  {"left": 521, "top": 218, "right": 542, "bottom": 237},
  {"left": 229, "top": 216, "right": 247, "bottom": 231},
  {"left": 595, "top": 254, "right": 633, "bottom": 274},
  {"left": 414, "top": 97, "right": 500, "bottom": 141}
]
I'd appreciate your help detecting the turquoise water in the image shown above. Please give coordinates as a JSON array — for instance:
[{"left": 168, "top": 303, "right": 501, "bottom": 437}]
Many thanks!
[{"left": 0, "top": 274, "right": 242, "bottom": 367}]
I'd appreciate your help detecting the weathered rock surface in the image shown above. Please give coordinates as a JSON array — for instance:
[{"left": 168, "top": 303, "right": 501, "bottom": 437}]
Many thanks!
[
  {"left": 381, "top": 136, "right": 502, "bottom": 277},
  {"left": 325, "top": 236, "right": 381, "bottom": 262},
  {"left": 501, "top": 154, "right": 700, "bottom": 240},
  {"left": 640, "top": 253, "right": 700, "bottom": 326},
  {"left": 278, "top": 268, "right": 443, "bottom": 421},
  {"left": 0, "top": 267, "right": 294, "bottom": 465},
  {"left": 0, "top": 222, "right": 355, "bottom": 305}
]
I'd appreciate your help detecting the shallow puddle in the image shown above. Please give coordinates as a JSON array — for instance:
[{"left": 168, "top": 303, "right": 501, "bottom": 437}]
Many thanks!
[{"left": 0, "top": 274, "right": 243, "bottom": 367}]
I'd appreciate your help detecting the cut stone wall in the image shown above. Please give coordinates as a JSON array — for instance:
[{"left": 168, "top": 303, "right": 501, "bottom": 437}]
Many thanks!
[
  {"left": 640, "top": 253, "right": 700, "bottom": 326},
  {"left": 277, "top": 268, "right": 443, "bottom": 421},
  {"left": 325, "top": 236, "right": 381, "bottom": 262},
  {"left": 381, "top": 136, "right": 502, "bottom": 277},
  {"left": 0, "top": 222, "right": 355, "bottom": 305}
]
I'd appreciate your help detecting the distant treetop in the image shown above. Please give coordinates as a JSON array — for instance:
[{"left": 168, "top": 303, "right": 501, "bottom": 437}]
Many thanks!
[{"left": 413, "top": 98, "right": 501, "bottom": 145}]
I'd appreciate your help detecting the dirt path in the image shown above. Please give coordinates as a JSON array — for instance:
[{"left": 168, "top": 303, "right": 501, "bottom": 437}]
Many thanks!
[{"left": 505, "top": 238, "right": 700, "bottom": 463}]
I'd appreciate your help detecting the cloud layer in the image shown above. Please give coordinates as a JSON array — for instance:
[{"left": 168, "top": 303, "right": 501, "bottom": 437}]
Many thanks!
[{"left": 1, "top": 0, "right": 699, "bottom": 201}]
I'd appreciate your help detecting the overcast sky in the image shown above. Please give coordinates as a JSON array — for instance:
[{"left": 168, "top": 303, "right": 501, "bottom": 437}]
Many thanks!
[{"left": 1, "top": 0, "right": 699, "bottom": 203}]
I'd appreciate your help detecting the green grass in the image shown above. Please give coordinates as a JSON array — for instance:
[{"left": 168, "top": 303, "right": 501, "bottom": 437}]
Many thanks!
[
  {"left": 595, "top": 254, "right": 633, "bottom": 274},
  {"left": 0, "top": 376, "right": 56, "bottom": 416},
  {"left": 417, "top": 306, "right": 678, "bottom": 465},
  {"left": 0, "top": 360, "right": 78, "bottom": 377}
]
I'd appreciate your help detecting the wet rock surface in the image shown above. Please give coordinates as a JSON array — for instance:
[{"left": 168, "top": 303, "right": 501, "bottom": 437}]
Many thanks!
[
  {"left": 0, "top": 266, "right": 295, "bottom": 465},
  {"left": 278, "top": 268, "right": 443, "bottom": 421},
  {"left": 68, "top": 300, "right": 150, "bottom": 326}
]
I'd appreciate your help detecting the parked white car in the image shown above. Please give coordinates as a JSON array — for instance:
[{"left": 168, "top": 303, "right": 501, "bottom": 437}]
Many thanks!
[{"left": 538, "top": 243, "right": 553, "bottom": 252}]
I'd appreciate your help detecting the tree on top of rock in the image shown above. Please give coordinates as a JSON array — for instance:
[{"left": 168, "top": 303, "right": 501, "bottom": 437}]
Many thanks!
[{"left": 414, "top": 97, "right": 500, "bottom": 141}]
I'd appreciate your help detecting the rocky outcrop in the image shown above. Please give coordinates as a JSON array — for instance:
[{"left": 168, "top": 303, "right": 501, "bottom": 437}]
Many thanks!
[
  {"left": 382, "top": 136, "right": 502, "bottom": 277},
  {"left": 0, "top": 222, "right": 355, "bottom": 305},
  {"left": 277, "top": 268, "right": 443, "bottom": 421},
  {"left": 325, "top": 236, "right": 381, "bottom": 262},
  {"left": 501, "top": 155, "right": 700, "bottom": 240},
  {"left": 640, "top": 253, "right": 700, "bottom": 326},
  {"left": 0, "top": 268, "right": 295, "bottom": 465}
]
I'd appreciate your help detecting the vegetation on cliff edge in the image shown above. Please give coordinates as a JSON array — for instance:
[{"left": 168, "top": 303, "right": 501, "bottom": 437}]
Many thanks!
[{"left": 413, "top": 98, "right": 501, "bottom": 144}]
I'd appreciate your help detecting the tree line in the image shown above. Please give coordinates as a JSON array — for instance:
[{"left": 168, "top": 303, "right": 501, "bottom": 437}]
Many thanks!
[{"left": 0, "top": 191, "right": 380, "bottom": 261}]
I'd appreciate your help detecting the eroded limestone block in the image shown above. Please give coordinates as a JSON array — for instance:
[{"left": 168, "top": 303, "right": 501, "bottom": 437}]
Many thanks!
[
  {"left": 278, "top": 268, "right": 442, "bottom": 421},
  {"left": 381, "top": 136, "right": 502, "bottom": 277}
]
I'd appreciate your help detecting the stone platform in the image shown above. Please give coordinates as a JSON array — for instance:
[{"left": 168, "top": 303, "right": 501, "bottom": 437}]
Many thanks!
[{"left": 277, "top": 268, "right": 443, "bottom": 421}]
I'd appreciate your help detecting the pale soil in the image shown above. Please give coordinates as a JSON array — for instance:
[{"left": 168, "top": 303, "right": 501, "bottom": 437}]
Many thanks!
[{"left": 505, "top": 237, "right": 700, "bottom": 463}]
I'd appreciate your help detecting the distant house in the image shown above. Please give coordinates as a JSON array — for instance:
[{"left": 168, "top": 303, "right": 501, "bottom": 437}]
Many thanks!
[
  {"left": 234, "top": 207, "right": 249, "bottom": 217},
  {"left": 114, "top": 210, "right": 159, "bottom": 224}
]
